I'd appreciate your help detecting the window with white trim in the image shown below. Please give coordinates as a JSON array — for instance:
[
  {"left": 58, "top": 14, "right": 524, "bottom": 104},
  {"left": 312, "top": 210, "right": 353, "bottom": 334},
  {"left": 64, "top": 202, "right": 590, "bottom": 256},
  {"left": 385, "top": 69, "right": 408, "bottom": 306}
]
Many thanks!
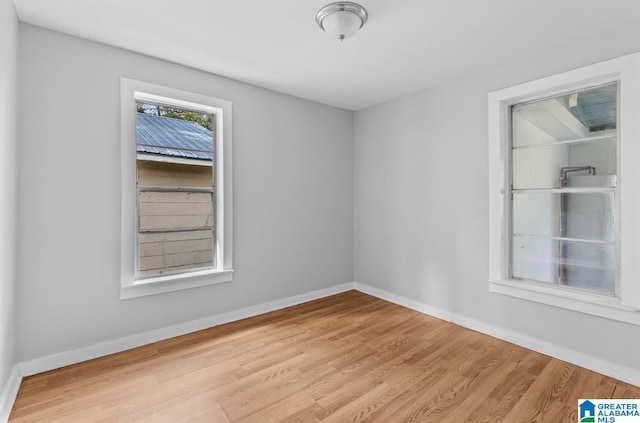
[
  {"left": 120, "top": 79, "right": 233, "bottom": 299},
  {"left": 488, "top": 54, "right": 640, "bottom": 325}
]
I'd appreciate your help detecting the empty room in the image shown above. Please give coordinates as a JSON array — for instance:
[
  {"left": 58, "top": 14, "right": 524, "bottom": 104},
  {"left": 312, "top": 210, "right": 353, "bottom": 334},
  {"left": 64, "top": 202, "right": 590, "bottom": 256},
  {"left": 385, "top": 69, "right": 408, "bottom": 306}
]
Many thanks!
[{"left": 1, "top": 0, "right": 640, "bottom": 422}]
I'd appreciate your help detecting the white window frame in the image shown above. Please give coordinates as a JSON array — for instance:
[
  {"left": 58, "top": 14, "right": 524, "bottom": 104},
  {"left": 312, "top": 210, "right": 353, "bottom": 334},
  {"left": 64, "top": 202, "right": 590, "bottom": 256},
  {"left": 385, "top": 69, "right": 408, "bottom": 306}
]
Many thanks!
[
  {"left": 120, "top": 78, "right": 233, "bottom": 299},
  {"left": 488, "top": 53, "right": 640, "bottom": 325}
]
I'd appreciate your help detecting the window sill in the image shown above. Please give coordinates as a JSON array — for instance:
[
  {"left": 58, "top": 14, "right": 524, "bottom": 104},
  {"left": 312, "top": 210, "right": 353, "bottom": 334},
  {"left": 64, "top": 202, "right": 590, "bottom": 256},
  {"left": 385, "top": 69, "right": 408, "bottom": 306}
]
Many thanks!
[
  {"left": 121, "top": 268, "right": 233, "bottom": 300},
  {"left": 489, "top": 278, "right": 640, "bottom": 326}
]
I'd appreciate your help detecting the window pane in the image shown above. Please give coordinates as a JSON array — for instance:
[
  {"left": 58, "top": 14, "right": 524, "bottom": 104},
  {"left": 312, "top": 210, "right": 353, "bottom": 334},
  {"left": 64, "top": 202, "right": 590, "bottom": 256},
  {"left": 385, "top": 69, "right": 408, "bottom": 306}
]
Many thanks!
[
  {"left": 137, "top": 190, "right": 214, "bottom": 278},
  {"left": 138, "top": 191, "right": 213, "bottom": 232},
  {"left": 512, "top": 138, "right": 616, "bottom": 189},
  {"left": 512, "top": 236, "right": 615, "bottom": 295},
  {"left": 512, "top": 83, "right": 617, "bottom": 147},
  {"left": 138, "top": 229, "right": 214, "bottom": 278},
  {"left": 137, "top": 160, "right": 213, "bottom": 188},
  {"left": 513, "top": 192, "right": 615, "bottom": 241},
  {"left": 510, "top": 82, "right": 618, "bottom": 297},
  {"left": 135, "top": 102, "right": 215, "bottom": 279}
]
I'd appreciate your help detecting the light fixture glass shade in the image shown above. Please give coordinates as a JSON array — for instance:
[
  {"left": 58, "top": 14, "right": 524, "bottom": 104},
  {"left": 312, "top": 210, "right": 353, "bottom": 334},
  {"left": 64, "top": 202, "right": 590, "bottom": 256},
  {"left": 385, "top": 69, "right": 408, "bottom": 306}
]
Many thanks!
[
  {"left": 316, "top": 2, "right": 368, "bottom": 41},
  {"left": 321, "top": 10, "right": 361, "bottom": 40}
]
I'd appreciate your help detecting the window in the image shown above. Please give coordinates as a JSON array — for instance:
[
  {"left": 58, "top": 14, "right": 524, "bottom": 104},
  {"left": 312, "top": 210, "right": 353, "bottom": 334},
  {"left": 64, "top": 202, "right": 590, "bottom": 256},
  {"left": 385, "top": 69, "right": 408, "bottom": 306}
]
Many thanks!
[
  {"left": 488, "top": 54, "right": 640, "bottom": 325},
  {"left": 121, "top": 79, "right": 233, "bottom": 299},
  {"left": 511, "top": 83, "right": 617, "bottom": 295}
]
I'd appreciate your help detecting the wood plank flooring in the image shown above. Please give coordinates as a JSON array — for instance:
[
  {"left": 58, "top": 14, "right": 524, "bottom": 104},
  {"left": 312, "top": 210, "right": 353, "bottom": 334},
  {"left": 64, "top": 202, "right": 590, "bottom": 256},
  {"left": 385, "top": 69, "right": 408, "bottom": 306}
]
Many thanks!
[{"left": 9, "top": 290, "right": 640, "bottom": 422}]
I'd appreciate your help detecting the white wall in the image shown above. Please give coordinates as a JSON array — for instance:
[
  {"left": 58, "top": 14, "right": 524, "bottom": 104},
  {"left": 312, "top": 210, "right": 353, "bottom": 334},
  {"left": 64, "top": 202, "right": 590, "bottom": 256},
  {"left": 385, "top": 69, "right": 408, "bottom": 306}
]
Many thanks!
[
  {"left": 0, "top": 0, "right": 19, "bottom": 399},
  {"left": 354, "top": 21, "right": 640, "bottom": 372},
  {"left": 17, "top": 24, "right": 353, "bottom": 361}
]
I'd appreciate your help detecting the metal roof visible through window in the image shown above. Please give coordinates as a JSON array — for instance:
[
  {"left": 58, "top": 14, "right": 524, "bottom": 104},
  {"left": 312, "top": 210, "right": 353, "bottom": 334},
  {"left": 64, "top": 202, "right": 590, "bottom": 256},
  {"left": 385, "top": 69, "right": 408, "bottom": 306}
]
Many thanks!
[{"left": 136, "top": 113, "right": 214, "bottom": 161}]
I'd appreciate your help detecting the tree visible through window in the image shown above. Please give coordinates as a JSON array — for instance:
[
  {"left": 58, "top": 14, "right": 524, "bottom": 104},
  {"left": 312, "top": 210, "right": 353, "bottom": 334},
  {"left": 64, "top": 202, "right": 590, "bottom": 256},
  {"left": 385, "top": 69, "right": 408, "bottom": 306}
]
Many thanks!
[{"left": 135, "top": 102, "right": 216, "bottom": 279}]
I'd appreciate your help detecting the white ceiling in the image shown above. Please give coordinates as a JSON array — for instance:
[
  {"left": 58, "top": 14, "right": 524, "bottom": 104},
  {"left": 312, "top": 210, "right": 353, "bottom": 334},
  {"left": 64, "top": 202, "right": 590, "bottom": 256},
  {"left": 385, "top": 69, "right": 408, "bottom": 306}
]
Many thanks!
[{"left": 12, "top": 0, "right": 640, "bottom": 110}]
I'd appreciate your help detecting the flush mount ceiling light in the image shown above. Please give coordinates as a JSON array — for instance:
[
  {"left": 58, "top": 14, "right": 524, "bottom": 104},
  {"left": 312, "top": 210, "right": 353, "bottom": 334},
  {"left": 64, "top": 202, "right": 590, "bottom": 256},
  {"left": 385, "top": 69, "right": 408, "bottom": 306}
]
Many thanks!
[{"left": 316, "top": 2, "right": 368, "bottom": 41}]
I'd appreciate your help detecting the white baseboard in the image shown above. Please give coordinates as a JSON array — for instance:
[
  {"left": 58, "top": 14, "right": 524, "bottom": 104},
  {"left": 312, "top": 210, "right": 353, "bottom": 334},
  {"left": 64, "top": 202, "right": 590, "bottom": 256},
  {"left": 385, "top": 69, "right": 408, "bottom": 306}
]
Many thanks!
[
  {"left": 14, "top": 279, "right": 638, "bottom": 402},
  {"left": 353, "top": 282, "right": 640, "bottom": 387},
  {"left": 18, "top": 282, "right": 355, "bottom": 377},
  {"left": 0, "top": 365, "right": 21, "bottom": 423}
]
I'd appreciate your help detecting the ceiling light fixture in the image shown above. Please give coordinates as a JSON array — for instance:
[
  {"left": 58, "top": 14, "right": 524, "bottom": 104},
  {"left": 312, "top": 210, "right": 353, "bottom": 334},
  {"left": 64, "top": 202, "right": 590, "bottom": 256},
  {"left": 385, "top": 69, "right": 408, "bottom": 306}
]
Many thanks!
[{"left": 316, "top": 2, "right": 368, "bottom": 41}]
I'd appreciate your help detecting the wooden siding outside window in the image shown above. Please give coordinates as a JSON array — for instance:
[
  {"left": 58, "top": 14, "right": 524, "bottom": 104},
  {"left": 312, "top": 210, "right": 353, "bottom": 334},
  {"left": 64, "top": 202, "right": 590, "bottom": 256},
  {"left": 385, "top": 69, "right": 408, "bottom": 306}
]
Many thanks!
[{"left": 136, "top": 160, "right": 214, "bottom": 278}]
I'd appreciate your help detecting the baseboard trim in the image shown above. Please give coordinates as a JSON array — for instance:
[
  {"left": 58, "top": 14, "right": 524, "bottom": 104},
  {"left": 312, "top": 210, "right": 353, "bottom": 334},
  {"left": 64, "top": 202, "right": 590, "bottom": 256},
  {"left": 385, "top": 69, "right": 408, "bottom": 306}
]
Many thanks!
[
  {"left": 0, "top": 365, "right": 21, "bottom": 423},
  {"left": 18, "top": 282, "right": 355, "bottom": 377},
  {"left": 353, "top": 282, "right": 640, "bottom": 387},
  {"left": 16, "top": 280, "right": 638, "bottom": 392}
]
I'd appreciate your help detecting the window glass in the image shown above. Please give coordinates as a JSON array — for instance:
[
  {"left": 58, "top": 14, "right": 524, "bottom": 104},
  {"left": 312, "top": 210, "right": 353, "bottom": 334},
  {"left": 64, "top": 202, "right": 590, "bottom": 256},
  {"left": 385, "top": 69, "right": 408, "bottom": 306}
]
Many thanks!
[
  {"left": 513, "top": 191, "right": 614, "bottom": 241},
  {"left": 135, "top": 102, "right": 215, "bottom": 279},
  {"left": 510, "top": 83, "right": 617, "bottom": 295},
  {"left": 512, "top": 237, "right": 615, "bottom": 294}
]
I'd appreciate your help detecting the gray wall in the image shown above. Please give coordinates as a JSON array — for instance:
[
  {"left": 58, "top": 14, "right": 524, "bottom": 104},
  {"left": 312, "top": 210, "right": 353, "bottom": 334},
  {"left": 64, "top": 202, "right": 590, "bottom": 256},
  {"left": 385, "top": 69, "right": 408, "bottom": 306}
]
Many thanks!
[
  {"left": 17, "top": 24, "right": 353, "bottom": 361},
  {"left": 354, "top": 21, "right": 640, "bottom": 372},
  {"left": 0, "top": 0, "right": 18, "bottom": 394},
  {"left": 14, "top": 12, "right": 640, "bottom": 374}
]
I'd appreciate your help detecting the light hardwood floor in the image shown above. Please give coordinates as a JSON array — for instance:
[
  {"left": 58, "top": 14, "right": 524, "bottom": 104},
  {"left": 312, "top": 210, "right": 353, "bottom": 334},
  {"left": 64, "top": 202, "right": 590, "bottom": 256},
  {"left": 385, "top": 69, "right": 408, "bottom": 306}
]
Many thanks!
[{"left": 9, "top": 291, "right": 640, "bottom": 422}]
